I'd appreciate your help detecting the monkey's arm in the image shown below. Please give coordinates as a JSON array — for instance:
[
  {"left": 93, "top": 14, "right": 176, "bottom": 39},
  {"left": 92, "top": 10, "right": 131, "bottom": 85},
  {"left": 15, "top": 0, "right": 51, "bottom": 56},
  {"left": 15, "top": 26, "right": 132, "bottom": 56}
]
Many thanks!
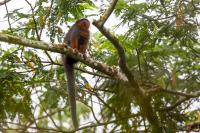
[
  {"left": 71, "top": 37, "right": 78, "bottom": 49},
  {"left": 69, "top": 27, "right": 79, "bottom": 50}
]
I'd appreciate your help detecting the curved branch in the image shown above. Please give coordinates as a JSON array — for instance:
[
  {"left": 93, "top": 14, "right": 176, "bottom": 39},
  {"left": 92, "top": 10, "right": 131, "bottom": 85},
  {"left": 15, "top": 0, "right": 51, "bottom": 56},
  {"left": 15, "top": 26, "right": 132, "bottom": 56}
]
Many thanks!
[
  {"left": 93, "top": 20, "right": 138, "bottom": 88},
  {"left": 93, "top": 0, "right": 138, "bottom": 88},
  {"left": 93, "top": 1, "right": 162, "bottom": 132}
]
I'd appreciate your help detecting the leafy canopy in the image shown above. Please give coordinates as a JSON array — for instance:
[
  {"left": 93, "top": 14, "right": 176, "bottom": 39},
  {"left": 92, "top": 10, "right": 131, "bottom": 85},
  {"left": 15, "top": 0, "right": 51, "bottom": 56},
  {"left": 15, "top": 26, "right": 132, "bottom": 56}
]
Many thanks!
[{"left": 0, "top": 0, "right": 199, "bottom": 132}]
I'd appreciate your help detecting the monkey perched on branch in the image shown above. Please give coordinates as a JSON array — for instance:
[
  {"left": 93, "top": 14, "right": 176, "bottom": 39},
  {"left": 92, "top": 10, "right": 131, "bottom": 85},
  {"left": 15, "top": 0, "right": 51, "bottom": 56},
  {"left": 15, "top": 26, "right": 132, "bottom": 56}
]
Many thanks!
[{"left": 62, "top": 19, "right": 90, "bottom": 129}]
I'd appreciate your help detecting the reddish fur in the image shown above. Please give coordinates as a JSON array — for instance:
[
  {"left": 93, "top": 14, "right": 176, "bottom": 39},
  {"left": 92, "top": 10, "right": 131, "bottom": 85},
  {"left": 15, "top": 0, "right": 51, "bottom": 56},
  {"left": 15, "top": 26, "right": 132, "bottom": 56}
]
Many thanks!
[
  {"left": 62, "top": 19, "right": 90, "bottom": 129},
  {"left": 69, "top": 19, "right": 90, "bottom": 53}
]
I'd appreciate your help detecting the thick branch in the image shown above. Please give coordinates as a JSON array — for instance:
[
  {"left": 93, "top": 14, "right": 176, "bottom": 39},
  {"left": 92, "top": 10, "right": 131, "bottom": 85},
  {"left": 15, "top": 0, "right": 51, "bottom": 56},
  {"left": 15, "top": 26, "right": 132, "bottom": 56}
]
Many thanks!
[
  {"left": 0, "top": 33, "right": 127, "bottom": 81},
  {"left": 93, "top": 20, "right": 138, "bottom": 88},
  {"left": 0, "top": 0, "right": 11, "bottom": 6}
]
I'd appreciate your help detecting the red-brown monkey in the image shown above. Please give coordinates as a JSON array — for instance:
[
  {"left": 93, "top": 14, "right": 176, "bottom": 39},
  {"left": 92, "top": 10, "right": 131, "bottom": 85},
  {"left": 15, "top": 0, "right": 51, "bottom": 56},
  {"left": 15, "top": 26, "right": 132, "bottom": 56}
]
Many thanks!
[{"left": 62, "top": 19, "right": 90, "bottom": 129}]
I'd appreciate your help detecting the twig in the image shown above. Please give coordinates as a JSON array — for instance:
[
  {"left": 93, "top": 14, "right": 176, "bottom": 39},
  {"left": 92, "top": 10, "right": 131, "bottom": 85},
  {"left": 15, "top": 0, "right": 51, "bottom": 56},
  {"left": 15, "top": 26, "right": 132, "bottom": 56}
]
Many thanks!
[
  {"left": 148, "top": 86, "right": 200, "bottom": 98},
  {"left": 24, "top": 0, "right": 54, "bottom": 63},
  {"left": 94, "top": 91, "right": 118, "bottom": 115},
  {"left": 159, "top": 90, "right": 200, "bottom": 111},
  {"left": 24, "top": 0, "right": 40, "bottom": 40},
  {"left": 90, "top": 96, "right": 100, "bottom": 124},
  {"left": 4, "top": 1, "right": 12, "bottom": 32},
  {"left": 159, "top": 97, "right": 190, "bottom": 111},
  {"left": 73, "top": 113, "right": 139, "bottom": 132},
  {"left": 161, "top": 89, "right": 200, "bottom": 97},
  {"left": 39, "top": 0, "right": 54, "bottom": 37},
  {"left": 2, "top": 121, "right": 66, "bottom": 133}
]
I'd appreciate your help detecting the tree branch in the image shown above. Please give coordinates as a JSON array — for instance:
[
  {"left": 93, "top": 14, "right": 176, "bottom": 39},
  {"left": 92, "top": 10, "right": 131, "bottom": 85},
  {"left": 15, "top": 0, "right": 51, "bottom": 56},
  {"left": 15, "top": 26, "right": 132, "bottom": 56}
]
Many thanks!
[
  {"left": 0, "top": 33, "right": 127, "bottom": 81},
  {"left": 97, "top": 0, "right": 118, "bottom": 26},
  {"left": 159, "top": 97, "right": 191, "bottom": 111},
  {"left": 4, "top": 1, "right": 12, "bottom": 32},
  {"left": 93, "top": 4, "right": 138, "bottom": 89},
  {"left": 0, "top": 0, "right": 11, "bottom": 6},
  {"left": 158, "top": 90, "right": 200, "bottom": 111},
  {"left": 92, "top": 1, "right": 162, "bottom": 132},
  {"left": 162, "top": 89, "right": 200, "bottom": 97},
  {"left": 39, "top": 0, "right": 54, "bottom": 37},
  {"left": 93, "top": 21, "right": 137, "bottom": 86},
  {"left": 148, "top": 86, "right": 200, "bottom": 98},
  {"left": 24, "top": 0, "right": 40, "bottom": 40}
]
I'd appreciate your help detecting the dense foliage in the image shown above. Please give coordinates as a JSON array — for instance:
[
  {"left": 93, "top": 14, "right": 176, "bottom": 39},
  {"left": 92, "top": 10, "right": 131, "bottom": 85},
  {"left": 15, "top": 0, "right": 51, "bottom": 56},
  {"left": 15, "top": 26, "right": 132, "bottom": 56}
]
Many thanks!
[{"left": 0, "top": 0, "right": 199, "bottom": 132}]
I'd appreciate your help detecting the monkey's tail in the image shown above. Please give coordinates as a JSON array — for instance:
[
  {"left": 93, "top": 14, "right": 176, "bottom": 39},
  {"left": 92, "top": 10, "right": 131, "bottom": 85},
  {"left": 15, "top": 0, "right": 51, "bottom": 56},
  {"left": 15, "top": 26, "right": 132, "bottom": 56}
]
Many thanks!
[{"left": 63, "top": 56, "right": 79, "bottom": 129}]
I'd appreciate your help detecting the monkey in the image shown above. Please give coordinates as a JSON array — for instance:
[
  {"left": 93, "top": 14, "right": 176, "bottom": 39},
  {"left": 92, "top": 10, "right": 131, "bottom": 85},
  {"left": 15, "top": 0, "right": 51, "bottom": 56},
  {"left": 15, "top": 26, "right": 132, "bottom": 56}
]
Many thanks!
[{"left": 62, "top": 19, "right": 90, "bottom": 129}]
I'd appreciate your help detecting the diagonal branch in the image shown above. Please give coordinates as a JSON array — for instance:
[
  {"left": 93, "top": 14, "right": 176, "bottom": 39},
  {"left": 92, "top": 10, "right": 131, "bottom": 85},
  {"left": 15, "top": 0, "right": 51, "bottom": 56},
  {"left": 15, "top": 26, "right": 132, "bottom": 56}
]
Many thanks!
[
  {"left": 4, "top": 1, "right": 12, "bottom": 32},
  {"left": 39, "top": 0, "right": 54, "bottom": 37},
  {"left": 24, "top": 0, "right": 40, "bottom": 40},
  {"left": 0, "top": 33, "right": 127, "bottom": 81},
  {"left": 97, "top": 0, "right": 118, "bottom": 26},
  {"left": 93, "top": 21, "right": 138, "bottom": 88},
  {"left": 159, "top": 97, "right": 191, "bottom": 111},
  {"left": 92, "top": 0, "right": 138, "bottom": 89}
]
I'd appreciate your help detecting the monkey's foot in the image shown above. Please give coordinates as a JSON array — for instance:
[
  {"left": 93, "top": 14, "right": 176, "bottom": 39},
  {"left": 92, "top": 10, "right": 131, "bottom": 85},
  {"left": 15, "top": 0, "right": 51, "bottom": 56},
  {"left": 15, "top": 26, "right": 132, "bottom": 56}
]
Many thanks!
[{"left": 73, "top": 49, "right": 79, "bottom": 53}]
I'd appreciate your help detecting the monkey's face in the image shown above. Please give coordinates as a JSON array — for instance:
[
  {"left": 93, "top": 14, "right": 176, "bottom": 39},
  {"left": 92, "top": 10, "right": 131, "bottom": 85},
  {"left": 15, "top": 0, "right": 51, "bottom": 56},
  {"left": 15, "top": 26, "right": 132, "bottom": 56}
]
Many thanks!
[
  {"left": 82, "top": 20, "right": 90, "bottom": 29},
  {"left": 76, "top": 19, "right": 90, "bottom": 30}
]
